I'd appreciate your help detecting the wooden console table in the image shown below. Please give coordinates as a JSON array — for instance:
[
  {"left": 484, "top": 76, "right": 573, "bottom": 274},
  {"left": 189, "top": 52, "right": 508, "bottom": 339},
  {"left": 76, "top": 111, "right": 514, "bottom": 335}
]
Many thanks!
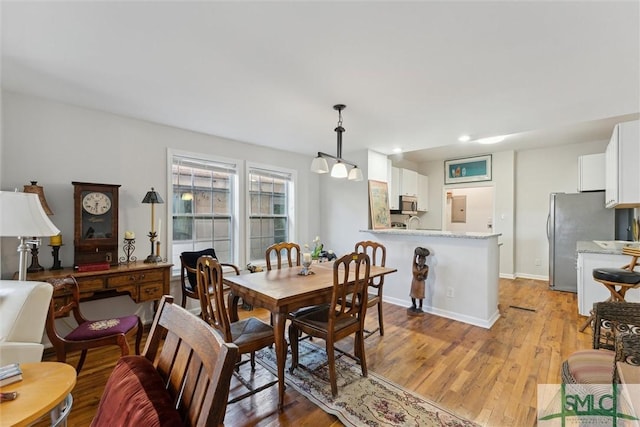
[{"left": 18, "top": 263, "right": 173, "bottom": 304}]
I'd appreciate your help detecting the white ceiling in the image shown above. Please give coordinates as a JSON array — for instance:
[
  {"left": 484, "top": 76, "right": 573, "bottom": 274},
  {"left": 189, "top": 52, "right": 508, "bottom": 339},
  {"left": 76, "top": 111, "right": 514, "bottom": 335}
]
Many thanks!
[{"left": 2, "top": 1, "right": 639, "bottom": 162}]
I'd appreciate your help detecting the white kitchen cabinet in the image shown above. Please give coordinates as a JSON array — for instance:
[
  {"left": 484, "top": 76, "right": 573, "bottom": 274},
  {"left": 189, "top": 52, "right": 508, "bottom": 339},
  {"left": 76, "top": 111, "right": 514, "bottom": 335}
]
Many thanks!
[
  {"left": 578, "top": 153, "right": 605, "bottom": 192},
  {"left": 417, "top": 174, "right": 429, "bottom": 211},
  {"left": 605, "top": 120, "right": 640, "bottom": 208},
  {"left": 399, "top": 168, "right": 418, "bottom": 197},
  {"left": 389, "top": 166, "right": 400, "bottom": 210},
  {"left": 577, "top": 251, "right": 640, "bottom": 316}
]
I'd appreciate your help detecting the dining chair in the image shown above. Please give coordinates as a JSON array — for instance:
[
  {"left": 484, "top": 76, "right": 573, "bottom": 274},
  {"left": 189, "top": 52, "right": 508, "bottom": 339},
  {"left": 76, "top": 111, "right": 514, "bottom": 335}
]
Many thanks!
[
  {"left": 265, "top": 242, "right": 324, "bottom": 333},
  {"left": 91, "top": 295, "right": 239, "bottom": 427},
  {"left": 180, "top": 248, "right": 240, "bottom": 308},
  {"left": 265, "top": 241, "right": 301, "bottom": 270},
  {"left": 196, "top": 255, "right": 278, "bottom": 403},
  {"left": 45, "top": 276, "right": 143, "bottom": 374},
  {"left": 353, "top": 240, "right": 387, "bottom": 337},
  {"left": 289, "top": 251, "right": 371, "bottom": 397}
]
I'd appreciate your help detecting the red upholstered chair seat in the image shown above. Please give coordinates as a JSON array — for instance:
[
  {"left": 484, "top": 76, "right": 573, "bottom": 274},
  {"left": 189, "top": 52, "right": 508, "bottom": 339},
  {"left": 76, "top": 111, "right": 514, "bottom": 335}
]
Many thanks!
[
  {"left": 90, "top": 356, "right": 182, "bottom": 427},
  {"left": 65, "top": 316, "right": 140, "bottom": 341}
]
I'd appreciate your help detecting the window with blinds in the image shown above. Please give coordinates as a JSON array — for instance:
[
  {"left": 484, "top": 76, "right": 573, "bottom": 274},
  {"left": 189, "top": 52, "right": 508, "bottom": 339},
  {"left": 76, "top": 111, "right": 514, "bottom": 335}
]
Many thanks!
[
  {"left": 172, "top": 155, "right": 238, "bottom": 271},
  {"left": 248, "top": 166, "right": 294, "bottom": 262}
]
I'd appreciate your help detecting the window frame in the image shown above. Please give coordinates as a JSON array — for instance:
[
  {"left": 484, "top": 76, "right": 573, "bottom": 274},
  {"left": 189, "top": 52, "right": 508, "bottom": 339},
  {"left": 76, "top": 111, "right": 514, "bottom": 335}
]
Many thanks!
[
  {"left": 168, "top": 149, "right": 242, "bottom": 275},
  {"left": 245, "top": 162, "right": 296, "bottom": 265}
]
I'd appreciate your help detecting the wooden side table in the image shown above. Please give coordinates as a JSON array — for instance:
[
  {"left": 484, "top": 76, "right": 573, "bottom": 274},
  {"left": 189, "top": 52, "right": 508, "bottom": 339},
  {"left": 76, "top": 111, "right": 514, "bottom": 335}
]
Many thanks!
[{"left": 0, "top": 362, "right": 76, "bottom": 426}]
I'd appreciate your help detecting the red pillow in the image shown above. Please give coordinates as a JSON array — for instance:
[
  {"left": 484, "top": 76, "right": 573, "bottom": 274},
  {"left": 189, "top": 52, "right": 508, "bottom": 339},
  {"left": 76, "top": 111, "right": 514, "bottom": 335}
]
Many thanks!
[{"left": 90, "top": 356, "right": 183, "bottom": 427}]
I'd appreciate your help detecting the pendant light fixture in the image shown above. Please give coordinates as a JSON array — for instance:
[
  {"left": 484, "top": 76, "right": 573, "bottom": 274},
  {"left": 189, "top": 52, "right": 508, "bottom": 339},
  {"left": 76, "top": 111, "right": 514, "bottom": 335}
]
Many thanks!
[{"left": 310, "top": 104, "right": 363, "bottom": 181}]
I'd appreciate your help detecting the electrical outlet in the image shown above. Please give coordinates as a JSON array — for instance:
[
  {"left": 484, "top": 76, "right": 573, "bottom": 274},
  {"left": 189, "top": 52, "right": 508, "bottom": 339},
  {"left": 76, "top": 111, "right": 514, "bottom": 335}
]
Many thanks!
[
  {"left": 535, "top": 258, "right": 541, "bottom": 267},
  {"left": 446, "top": 287, "right": 454, "bottom": 298}
]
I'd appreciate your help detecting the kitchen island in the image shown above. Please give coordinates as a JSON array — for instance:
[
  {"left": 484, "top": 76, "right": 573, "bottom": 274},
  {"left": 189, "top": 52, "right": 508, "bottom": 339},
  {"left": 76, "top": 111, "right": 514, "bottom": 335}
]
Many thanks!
[
  {"left": 577, "top": 240, "right": 640, "bottom": 316},
  {"left": 362, "top": 229, "right": 501, "bottom": 328}
]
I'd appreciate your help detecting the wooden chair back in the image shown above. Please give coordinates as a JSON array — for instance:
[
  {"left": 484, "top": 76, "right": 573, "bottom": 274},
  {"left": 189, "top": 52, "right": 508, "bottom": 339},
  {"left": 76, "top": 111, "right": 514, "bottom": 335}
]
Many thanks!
[
  {"left": 47, "top": 276, "right": 86, "bottom": 325},
  {"left": 621, "top": 246, "right": 640, "bottom": 271},
  {"left": 265, "top": 242, "right": 301, "bottom": 270},
  {"left": 196, "top": 255, "right": 233, "bottom": 343},
  {"left": 142, "top": 295, "right": 239, "bottom": 426},
  {"left": 330, "top": 252, "right": 371, "bottom": 329},
  {"left": 355, "top": 240, "right": 386, "bottom": 289}
]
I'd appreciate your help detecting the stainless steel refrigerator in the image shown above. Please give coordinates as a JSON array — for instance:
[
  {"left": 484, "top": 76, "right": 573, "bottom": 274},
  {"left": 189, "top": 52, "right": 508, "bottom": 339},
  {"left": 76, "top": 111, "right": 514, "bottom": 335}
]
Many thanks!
[{"left": 547, "top": 191, "right": 614, "bottom": 292}]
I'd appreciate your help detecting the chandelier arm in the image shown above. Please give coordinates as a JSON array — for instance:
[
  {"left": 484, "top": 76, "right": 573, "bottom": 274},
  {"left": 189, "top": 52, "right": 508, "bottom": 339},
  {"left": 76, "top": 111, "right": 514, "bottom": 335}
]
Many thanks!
[{"left": 316, "top": 152, "right": 358, "bottom": 168}]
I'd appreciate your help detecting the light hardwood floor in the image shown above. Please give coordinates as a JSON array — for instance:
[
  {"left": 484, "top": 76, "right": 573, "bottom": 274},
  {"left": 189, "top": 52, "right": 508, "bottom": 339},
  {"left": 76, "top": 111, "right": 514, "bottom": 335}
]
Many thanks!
[{"left": 37, "top": 278, "right": 592, "bottom": 426}]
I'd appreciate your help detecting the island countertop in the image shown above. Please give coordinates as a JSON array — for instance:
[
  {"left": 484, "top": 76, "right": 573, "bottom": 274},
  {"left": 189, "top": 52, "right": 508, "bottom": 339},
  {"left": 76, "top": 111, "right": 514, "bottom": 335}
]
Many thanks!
[{"left": 363, "top": 228, "right": 501, "bottom": 240}]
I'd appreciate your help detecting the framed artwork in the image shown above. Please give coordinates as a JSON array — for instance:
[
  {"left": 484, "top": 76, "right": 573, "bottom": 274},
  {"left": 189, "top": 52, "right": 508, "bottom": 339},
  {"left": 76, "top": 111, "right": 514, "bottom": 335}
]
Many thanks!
[
  {"left": 444, "top": 154, "right": 492, "bottom": 184},
  {"left": 368, "top": 180, "right": 391, "bottom": 229}
]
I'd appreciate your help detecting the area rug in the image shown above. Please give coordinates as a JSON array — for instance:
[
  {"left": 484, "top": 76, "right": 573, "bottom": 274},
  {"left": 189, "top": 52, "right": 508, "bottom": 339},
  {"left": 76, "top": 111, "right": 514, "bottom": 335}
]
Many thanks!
[{"left": 255, "top": 341, "right": 480, "bottom": 427}]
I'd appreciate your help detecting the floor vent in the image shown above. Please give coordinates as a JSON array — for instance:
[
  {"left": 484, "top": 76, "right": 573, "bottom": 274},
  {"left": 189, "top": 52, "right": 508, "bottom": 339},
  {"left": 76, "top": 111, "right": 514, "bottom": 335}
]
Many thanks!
[{"left": 509, "top": 305, "right": 536, "bottom": 312}]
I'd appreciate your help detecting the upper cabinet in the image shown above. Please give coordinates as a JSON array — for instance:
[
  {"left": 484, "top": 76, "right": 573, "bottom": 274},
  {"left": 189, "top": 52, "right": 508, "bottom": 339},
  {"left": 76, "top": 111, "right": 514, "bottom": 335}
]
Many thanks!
[
  {"left": 605, "top": 120, "right": 640, "bottom": 208},
  {"left": 578, "top": 153, "right": 605, "bottom": 192},
  {"left": 387, "top": 164, "right": 428, "bottom": 211},
  {"left": 399, "top": 168, "right": 418, "bottom": 197},
  {"left": 417, "top": 174, "right": 429, "bottom": 211}
]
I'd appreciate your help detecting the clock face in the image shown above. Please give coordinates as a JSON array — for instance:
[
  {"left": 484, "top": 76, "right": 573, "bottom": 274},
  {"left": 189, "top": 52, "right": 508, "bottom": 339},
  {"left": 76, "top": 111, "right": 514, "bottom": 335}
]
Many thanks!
[{"left": 82, "top": 192, "right": 112, "bottom": 215}]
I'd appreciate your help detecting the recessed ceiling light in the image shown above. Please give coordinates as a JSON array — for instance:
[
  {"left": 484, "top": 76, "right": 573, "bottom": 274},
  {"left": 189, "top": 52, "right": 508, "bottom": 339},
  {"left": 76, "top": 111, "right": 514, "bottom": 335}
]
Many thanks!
[
  {"left": 475, "top": 135, "right": 506, "bottom": 144},
  {"left": 392, "top": 147, "right": 402, "bottom": 153},
  {"left": 458, "top": 135, "right": 471, "bottom": 142}
]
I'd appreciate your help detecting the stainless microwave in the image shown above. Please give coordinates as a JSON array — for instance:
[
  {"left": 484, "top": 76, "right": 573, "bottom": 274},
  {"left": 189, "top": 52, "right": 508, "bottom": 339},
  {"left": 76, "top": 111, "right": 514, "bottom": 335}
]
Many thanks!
[{"left": 399, "top": 195, "right": 418, "bottom": 215}]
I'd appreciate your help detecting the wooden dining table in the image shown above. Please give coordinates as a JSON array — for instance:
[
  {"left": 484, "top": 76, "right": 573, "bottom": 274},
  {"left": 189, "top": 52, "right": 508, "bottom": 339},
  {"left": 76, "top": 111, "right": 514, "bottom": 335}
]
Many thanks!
[{"left": 224, "top": 260, "right": 397, "bottom": 410}]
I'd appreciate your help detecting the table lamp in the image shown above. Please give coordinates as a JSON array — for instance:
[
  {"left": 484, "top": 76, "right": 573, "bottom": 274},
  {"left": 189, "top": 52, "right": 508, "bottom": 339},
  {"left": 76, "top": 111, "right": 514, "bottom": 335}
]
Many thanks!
[
  {"left": 0, "top": 191, "right": 60, "bottom": 280},
  {"left": 142, "top": 187, "right": 164, "bottom": 263},
  {"left": 23, "top": 181, "right": 54, "bottom": 273}
]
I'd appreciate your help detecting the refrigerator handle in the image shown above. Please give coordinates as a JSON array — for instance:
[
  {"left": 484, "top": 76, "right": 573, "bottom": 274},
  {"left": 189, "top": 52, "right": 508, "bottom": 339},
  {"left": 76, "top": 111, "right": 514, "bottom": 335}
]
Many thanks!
[{"left": 546, "top": 214, "right": 551, "bottom": 240}]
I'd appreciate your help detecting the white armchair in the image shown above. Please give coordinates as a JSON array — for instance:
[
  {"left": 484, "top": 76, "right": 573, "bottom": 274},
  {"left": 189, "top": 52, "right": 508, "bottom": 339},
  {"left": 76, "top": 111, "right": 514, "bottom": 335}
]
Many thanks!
[{"left": 0, "top": 280, "right": 53, "bottom": 365}]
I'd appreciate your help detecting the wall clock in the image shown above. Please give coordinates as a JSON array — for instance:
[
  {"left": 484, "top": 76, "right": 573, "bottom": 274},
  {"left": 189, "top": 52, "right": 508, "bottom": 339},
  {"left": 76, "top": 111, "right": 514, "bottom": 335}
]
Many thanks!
[{"left": 72, "top": 182, "right": 121, "bottom": 267}]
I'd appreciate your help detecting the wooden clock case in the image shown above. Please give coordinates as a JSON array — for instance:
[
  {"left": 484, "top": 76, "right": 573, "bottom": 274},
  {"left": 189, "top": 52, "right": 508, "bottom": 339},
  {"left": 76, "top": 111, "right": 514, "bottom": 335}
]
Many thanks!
[{"left": 72, "top": 182, "right": 121, "bottom": 267}]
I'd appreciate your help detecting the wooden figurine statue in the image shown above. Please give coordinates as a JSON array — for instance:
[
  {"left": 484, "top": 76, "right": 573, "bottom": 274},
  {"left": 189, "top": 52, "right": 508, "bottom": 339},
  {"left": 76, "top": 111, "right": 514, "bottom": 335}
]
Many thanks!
[{"left": 409, "top": 246, "right": 430, "bottom": 315}]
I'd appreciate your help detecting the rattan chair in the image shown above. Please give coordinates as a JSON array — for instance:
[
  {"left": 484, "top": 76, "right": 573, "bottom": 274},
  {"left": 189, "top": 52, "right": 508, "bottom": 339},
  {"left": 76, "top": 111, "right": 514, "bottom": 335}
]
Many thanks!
[
  {"left": 289, "top": 252, "right": 371, "bottom": 397},
  {"left": 562, "top": 301, "right": 640, "bottom": 386}
]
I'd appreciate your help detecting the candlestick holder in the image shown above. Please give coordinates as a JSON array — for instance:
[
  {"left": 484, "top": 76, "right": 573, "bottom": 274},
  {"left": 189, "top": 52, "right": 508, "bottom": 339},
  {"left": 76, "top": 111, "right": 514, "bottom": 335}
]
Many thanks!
[
  {"left": 298, "top": 253, "right": 314, "bottom": 276},
  {"left": 144, "top": 231, "right": 162, "bottom": 263},
  {"left": 28, "top": 239, "right": 45, "bottom": 273},
  {"left": 49, "top": 244, "right": 63, "bottom": 270},
  {"left": 119, "top": 238, "right": 137, "bottom": 265}
]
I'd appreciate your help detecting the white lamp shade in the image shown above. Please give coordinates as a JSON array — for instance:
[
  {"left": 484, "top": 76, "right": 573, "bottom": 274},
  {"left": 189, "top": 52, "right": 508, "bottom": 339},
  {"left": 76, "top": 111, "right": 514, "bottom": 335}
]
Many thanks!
[
  {"left": 348, "top": 166, "right": 364, "bottom": 181},
  {"left": 330, "top": 162, "right": 348, "bottom": 178},
  {"left": 0, "top": 191, "right": 60, "bottom": 237},
  {"left": 310, "top": 156, "right": 329, "bottom": 174}
]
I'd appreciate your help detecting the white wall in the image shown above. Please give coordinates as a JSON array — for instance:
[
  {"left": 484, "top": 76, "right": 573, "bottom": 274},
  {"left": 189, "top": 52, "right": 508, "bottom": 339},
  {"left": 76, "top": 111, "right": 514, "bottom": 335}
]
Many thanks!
[
  {"left": 444, "top": 186, "right": 494, "bottom": 232},
  {"left": 413, "top": 150, "right": 516, "bottom": 278},
  {"left": 1, "top": 91, "right": 321, "bottom": 321},
  {"left": 514, "top": 139, "right": 607, "bottom": 279}
]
